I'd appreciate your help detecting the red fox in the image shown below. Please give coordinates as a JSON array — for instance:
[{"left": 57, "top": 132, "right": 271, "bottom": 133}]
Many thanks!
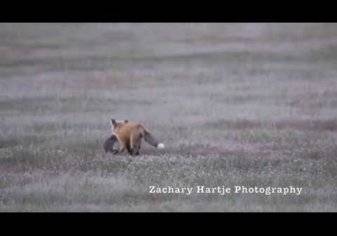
[{"left": 110, "top": 118, "right": 165, "bottom": 155}]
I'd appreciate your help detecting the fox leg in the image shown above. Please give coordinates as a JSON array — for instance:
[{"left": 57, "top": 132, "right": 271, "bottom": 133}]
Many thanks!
[
  {"left": 116, "top": 140, "right": 132, "bottom": 155},
  {"left": 132, "top": 140, "right": 141, "bottom": 156},
  {"left": 126, "top": 145, "right": 132, "bottom": 155},
  {"left": 114, "top": 135, "right": 130, "bottom": 155},
  {"left": 124, "top": 140, "right": 132, "bottom": 155},
  {"left": 130, "top": 133, "right": 141, "bottom": 156},
  {"left": 119, "top": 145, "right": 126, "bottom": 154},
  {"left": 118, "top": 140, "right": 128, "bottom": 154}
]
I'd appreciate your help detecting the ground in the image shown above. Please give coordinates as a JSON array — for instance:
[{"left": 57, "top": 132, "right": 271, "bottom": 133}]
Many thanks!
[{"left": 1, "top": 23, "right": 337, "bottom": 211}]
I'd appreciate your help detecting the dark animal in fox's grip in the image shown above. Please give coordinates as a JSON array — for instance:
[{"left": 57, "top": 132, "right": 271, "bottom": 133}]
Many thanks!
[{"left": 103, "top": 135, "right": 119, "bottom": 154}]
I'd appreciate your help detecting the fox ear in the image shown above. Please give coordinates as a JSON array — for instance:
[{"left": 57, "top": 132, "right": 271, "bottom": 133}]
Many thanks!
[{"left": 111, "top": 119, "right": 117, "bottom": 127}]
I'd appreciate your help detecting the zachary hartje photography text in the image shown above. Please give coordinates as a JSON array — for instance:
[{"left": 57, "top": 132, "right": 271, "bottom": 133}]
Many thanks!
[{"left": 149, "top": 185, "right": 303, "bottom": 196}]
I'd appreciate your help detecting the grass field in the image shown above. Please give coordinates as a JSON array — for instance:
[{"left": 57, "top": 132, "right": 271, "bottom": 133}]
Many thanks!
[{"left": 1, "top": 23, "right": 337, "bottom": 211}]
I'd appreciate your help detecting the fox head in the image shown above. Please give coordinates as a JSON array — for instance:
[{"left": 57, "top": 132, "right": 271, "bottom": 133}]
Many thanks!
[{"left": 110, "top": 118, "right": 128, "bottom": 133}]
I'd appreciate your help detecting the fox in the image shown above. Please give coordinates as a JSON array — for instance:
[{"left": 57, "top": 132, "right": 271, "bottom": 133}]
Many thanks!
[{"left": 110, "top": 118, "right": 165, "bottom": 155}]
